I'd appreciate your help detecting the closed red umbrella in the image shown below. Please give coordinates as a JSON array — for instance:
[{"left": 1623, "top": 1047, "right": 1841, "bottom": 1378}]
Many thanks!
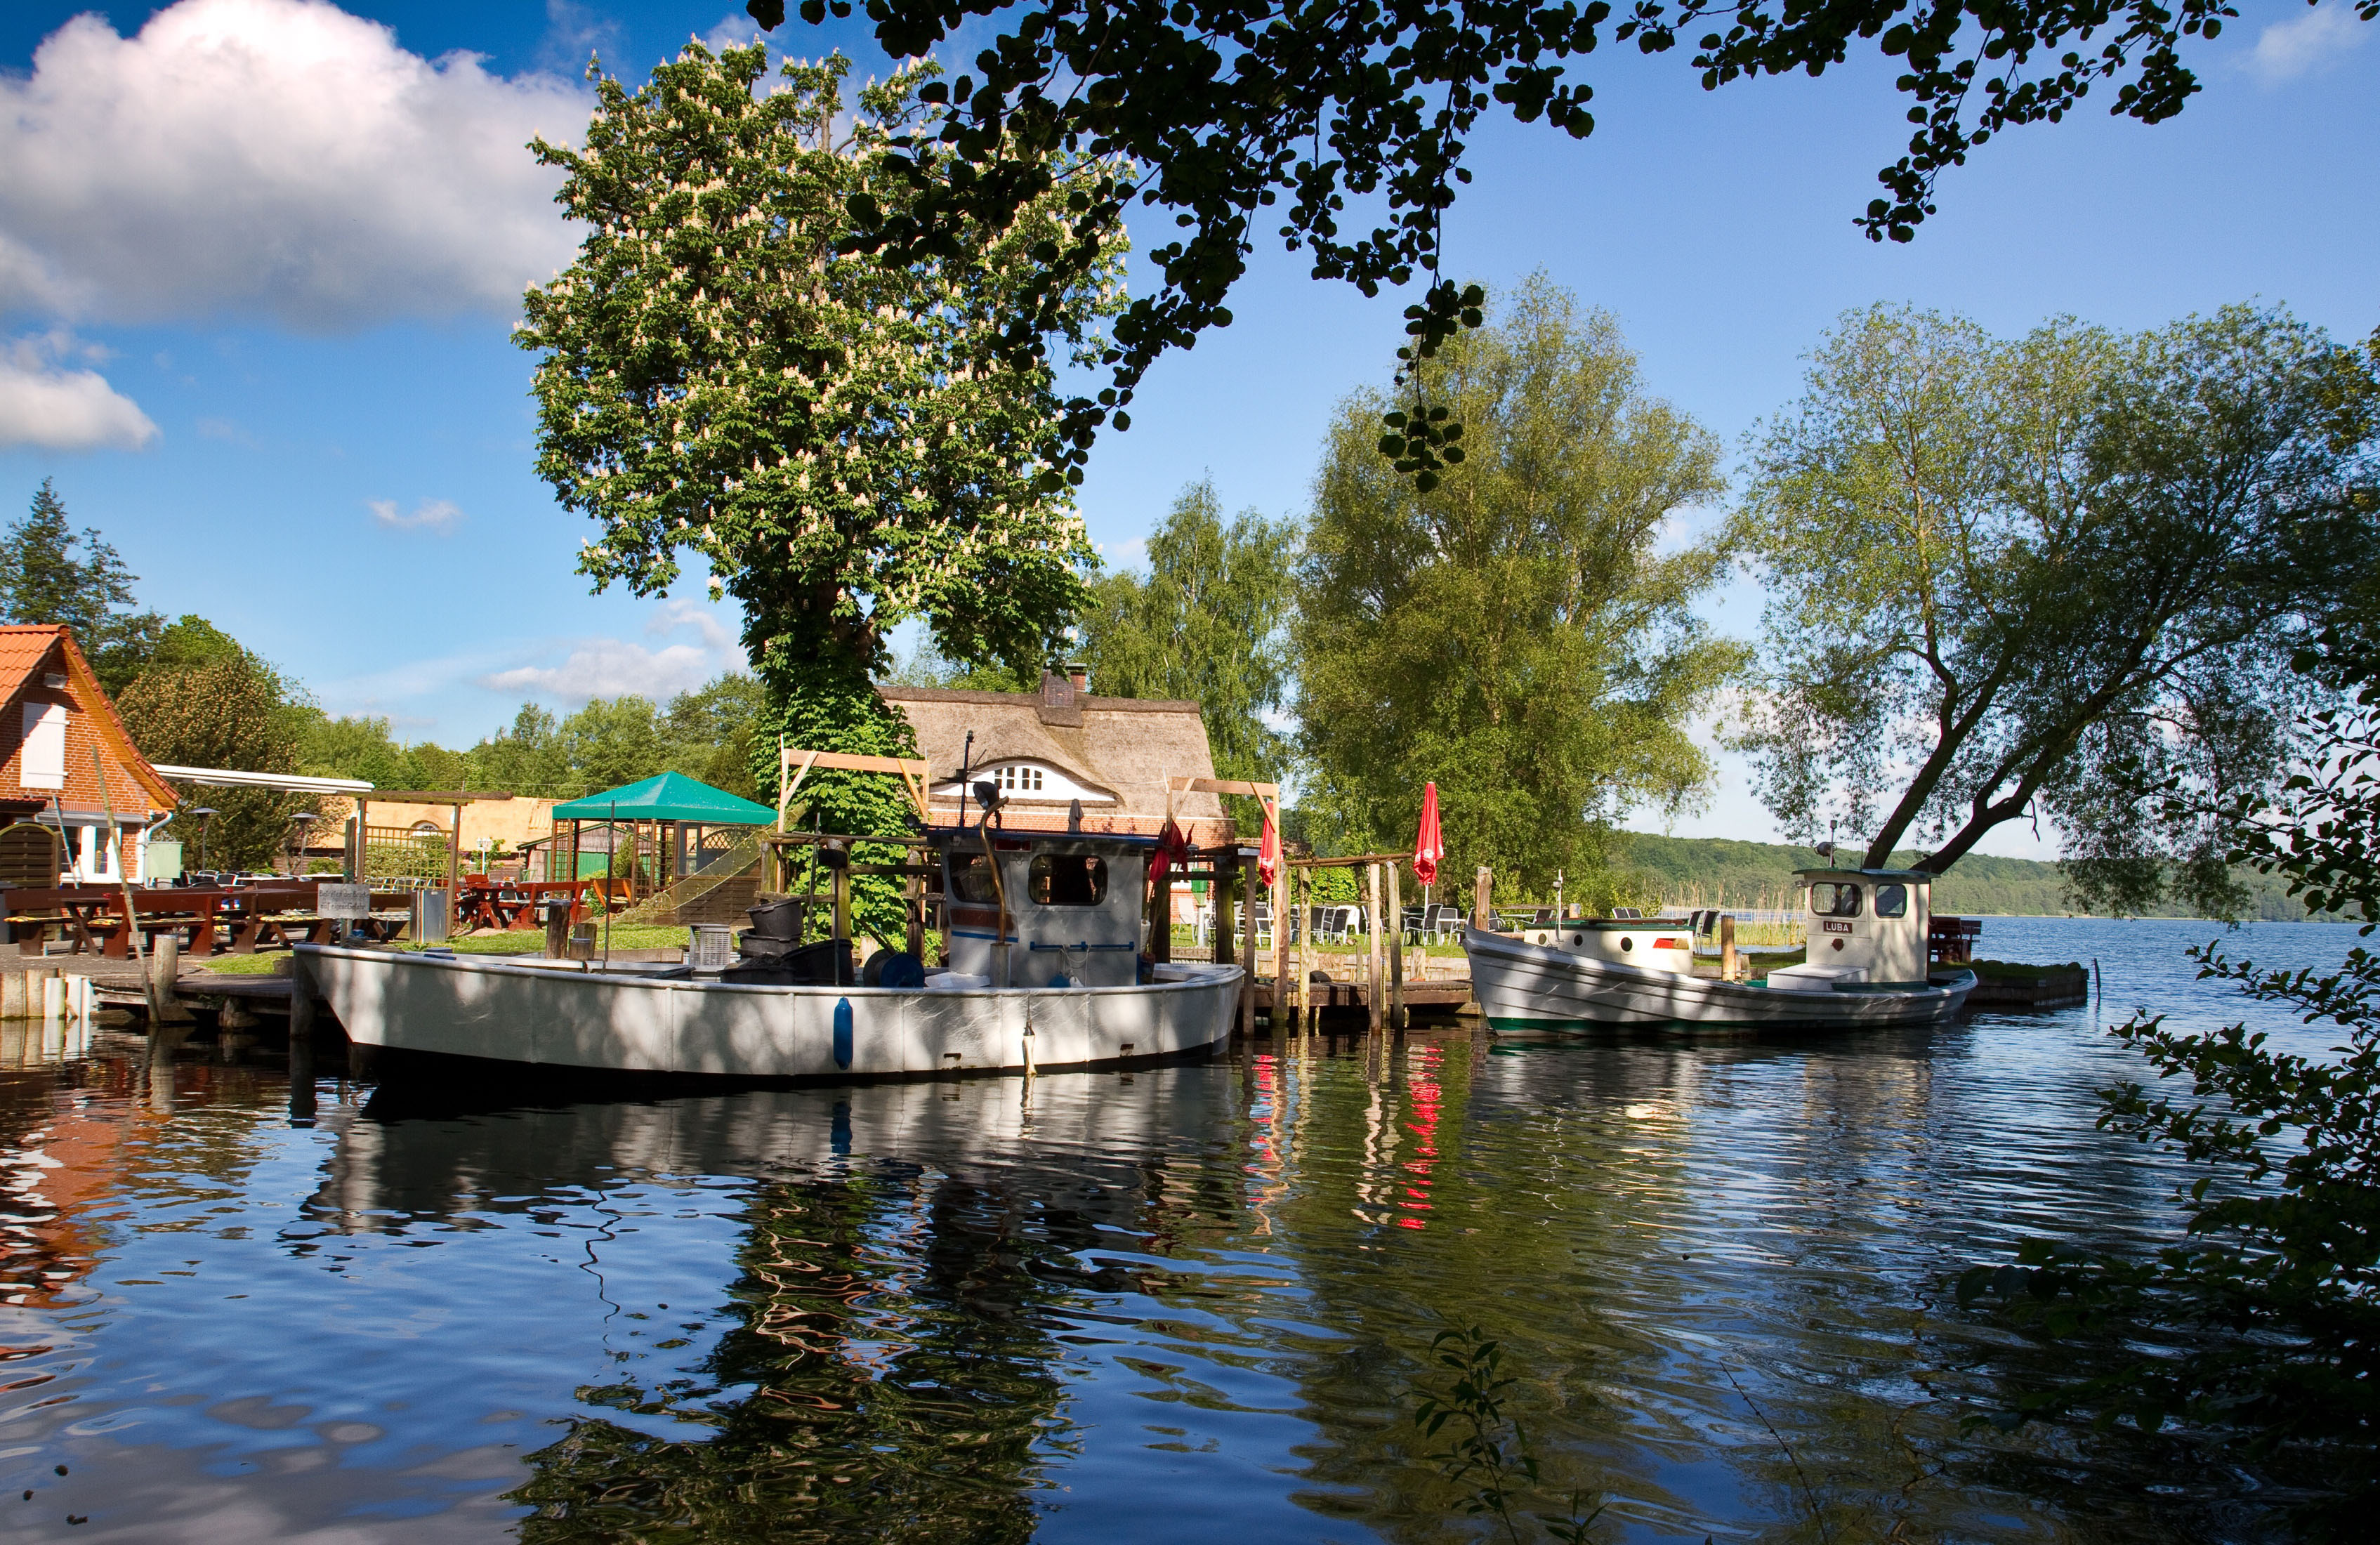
[
  {"left": 1257, "top": 801, "right": 1280, "bottom": 889},
  {"left": 1414, "top": 782, "right": 1443, "bottom": 890}
]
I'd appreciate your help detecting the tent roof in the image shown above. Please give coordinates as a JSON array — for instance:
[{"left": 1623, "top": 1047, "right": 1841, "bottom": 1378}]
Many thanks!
[{"left": 550, "top": 771, "right": 775, "bottom": 824}]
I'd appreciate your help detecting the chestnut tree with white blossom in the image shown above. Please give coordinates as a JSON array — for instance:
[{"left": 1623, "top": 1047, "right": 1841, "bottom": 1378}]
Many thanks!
[{"left": 517, "top": 41, "right": 1123, "bottom": 895}]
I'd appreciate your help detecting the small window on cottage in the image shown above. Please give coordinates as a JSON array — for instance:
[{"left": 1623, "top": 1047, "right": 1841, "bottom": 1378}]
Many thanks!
[
  {"left": 1873, "top": 883, "right": 1908, "bottom": 918},
  {"left": 994, "top": 765, "right": 1045, "bottom": 794},
  {"left": 1809, "top": 882, "right": 1862, "bottom": 917},
  {"left": 948, "top": 850, "right": 1000, "bottom": 904},
  {"left": 1029, "top": 853, "right": 1106, "bottom": 906}
]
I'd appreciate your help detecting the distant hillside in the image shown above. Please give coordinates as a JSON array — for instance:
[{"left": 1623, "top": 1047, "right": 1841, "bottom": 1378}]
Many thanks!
[{"left": 1614, "top": 832, "right": 2332, "bottom": 921}]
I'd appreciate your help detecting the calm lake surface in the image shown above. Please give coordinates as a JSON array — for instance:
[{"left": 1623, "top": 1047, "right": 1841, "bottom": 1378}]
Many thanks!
[{"left": 0, "top": 917, "right": 2365, "bottom": 1543}]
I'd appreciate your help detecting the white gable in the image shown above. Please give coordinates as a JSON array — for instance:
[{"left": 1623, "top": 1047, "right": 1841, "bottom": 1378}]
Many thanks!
[{"left": 933, "top": 760, "right": 1115, "bottom": 806}]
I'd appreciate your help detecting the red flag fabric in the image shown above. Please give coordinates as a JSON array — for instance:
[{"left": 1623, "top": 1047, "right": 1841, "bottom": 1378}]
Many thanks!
[
  {"left": 1257, "top": 802, "right": 1280, "bottom": 889},
  {"left": 1413, "top": 782, "right": 1444, "bottom": 887},
  {"left": 1150, "top": 817, "right": 1192, "bottom": 894}
]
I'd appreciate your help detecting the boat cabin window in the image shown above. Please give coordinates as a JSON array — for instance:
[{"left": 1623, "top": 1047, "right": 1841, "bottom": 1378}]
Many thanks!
[
  {"left": 1873, "top": 883, "right": 1908, "bottom": 918},
  {"left": 1810, "top": 882, "right": 1863, "bottom": 917},
  {"left": 948, "top": 851, "right": 1000, "bottom": 904},
  {"left": 1029, "top": 853, "right": 1107, "bottom": 907}
]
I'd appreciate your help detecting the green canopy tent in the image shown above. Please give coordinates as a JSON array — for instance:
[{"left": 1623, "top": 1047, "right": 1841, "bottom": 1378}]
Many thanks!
[{"left": 548, "top": 772, "right": 776, "bottom": 898}]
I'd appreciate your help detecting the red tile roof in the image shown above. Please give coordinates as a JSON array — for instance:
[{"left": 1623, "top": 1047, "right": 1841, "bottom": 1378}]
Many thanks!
[{"left": 0, "top": 626, "right": 177, "bottom": 817}]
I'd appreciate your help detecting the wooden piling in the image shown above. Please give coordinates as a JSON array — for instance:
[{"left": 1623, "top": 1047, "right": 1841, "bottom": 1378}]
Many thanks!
[
  {"left": 1304, "top": 866, "right": 1323, "bottom": 1037},
  {"left": 150, "top": 935, "right": 195, "bottom": 1024},
  {"left": 1721, "top": 913, "right": 1738, "bottom": 982},
  {"left": 288, "top": 954, "right": 318, "bottom": 1119},
  {"left": 1240, "top": 849, "right": 1258, "bottom": 1038},
  {"left": 1366, "top": 862, "right": 1386, "bottom": 1033},
  {"left": 1270, "top": 862, "right": 1287, "bottom": 1034},
  {"left": 1386, "top": 860, "right": 1405, "bottom": 1030},
  {"left": 1213, "top": 853, "right": 1235, "bottom": 968},
  {"left": 1473, "top": 865, "right": 1493, "bottom": 931}
]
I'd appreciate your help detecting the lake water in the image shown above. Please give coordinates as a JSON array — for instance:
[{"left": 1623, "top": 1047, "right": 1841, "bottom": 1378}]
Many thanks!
[{"left": 0, "top": 917, "right": 2365, "bottom": 1542}]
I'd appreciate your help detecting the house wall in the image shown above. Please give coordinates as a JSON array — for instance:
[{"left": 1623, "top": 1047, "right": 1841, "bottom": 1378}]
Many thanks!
[{"left": 0, "top": 631, "right": 171, "bottom": 884}]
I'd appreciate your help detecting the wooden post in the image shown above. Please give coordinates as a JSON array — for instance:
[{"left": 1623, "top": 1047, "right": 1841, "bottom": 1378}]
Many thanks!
[
  {"left": 1150, "top": 860, "right": 1172, "bottom": 964},
  {"left": 1721, "top": 912, "right": 1739, "bottom": 982},
  {"left": 1270, "top": 862, "right": 1287, "bottom": 1034},
  {"left": 447, "top": 801, "right": 463, "bottom": 926},
  {"left": 150, "top": 933, "right": 192, "bottom": 1025},
  {"left": 1473, "top": 864, "right": 1493, "bottom": 931},
  {"left": 288, "top": 954, "right": 317, "bottom": 1121},
  {"left": 1213, "top": 854, "right": 1235, "bottom": 968},
  {"left": 1294, "top": 867, "right": 1310, "bottom": 1032},
  {"left": 1366, "top": 862, "right": 1386, "bottom": 1032},
  {"left": 1239, "top": 849, "right": 1258, "bottom": 1038},
  {"left": 1386, "top": 860, "right": 1405, "bottom": 1029},
  {"left": 905, "top": 859, "right": 924, "bottom": 961}
]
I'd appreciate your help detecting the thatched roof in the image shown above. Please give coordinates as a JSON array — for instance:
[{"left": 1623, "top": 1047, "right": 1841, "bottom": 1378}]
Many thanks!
[{"left": 878, "top": 674, "right": 1232, "bottom": 843}]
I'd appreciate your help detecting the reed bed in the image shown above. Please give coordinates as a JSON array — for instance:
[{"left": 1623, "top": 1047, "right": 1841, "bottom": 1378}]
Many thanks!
[{"left": 1657, "top": 879, "right": 1809, "bottom": 949}]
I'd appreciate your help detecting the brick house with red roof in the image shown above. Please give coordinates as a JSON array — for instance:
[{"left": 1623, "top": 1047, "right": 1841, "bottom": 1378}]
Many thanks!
[{"left": 0, "top": 626, "right": 178, "bottom": 883}]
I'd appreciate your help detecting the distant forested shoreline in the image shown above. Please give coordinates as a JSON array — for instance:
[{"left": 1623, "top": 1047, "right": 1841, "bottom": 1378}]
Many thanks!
[{"left": 1617, "top": 833, "right": 2337, "bottom": 923}]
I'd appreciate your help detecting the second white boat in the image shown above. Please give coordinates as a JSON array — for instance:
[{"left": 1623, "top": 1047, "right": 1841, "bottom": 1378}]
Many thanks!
[{"left": 1465, "top": 866, "right": 1976, "bottom": 1030}]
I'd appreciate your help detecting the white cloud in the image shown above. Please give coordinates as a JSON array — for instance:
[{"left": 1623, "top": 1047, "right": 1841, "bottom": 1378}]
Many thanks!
[
  {"left": 0, "top": 0, "right": 589, "bottom": 331},
  {"left": 0, "top": 333, "right": 159, "bottom": 451},
  {"left": 368, "top": 497, "right": 465, "bottom": 532},
  {"left": 479, "top": 603, "right": 747, "bottom": 702},
  {"left": 483, "top": 639, "right": 721, "bottom": 702},
  {"left": 2249, "top": 1, "right": 2370, "bottom": 84},
  {"left": 646, "top": 597, "right": 739, "bottom": 651},
  {"left": 700, "top": 11, "right": 769, "bottom": 54}
]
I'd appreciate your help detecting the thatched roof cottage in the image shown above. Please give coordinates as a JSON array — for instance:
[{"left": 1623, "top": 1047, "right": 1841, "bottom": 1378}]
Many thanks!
[{"left": 879, "top": 669, "right": 1235, "bottom": 848}]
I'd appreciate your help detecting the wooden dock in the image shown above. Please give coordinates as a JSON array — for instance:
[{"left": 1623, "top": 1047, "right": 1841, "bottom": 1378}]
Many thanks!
[{"left": 1248, "top": 975, "right": 1473, "bottom": 1017}]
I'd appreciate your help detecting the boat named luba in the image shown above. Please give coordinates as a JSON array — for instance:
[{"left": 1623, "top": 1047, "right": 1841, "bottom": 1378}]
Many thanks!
[{"left": 1466, "top": 866, "right": 1975, "bottom": 1030}]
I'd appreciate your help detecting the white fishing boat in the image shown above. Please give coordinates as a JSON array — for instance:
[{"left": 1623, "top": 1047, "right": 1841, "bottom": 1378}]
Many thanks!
[
  {"left": 298, "top": 825, "right": 1242, "bottom": 1082},
  {"left": 1465, "top": 867, "right": 1975, "bottom": 1030}
]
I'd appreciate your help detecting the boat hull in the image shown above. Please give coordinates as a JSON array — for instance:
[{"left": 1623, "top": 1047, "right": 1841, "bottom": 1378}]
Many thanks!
[
  {"left": 1464, "top": 927, "right": 1973, "bottom": 1030},
  {"left": 297, "top": 945, "right": 1242, "bottom": 1081}
]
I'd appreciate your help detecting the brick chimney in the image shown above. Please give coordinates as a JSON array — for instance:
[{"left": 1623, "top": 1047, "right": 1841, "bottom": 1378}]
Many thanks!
[
  {"left": 1065, "top": 661, "right": 1089, "bottom": 692},
  {"left": 1037, "top": 668, "right": 1082, "bottom": 727}
]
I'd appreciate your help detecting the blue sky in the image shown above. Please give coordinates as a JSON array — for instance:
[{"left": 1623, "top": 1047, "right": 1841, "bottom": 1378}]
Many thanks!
[{"left": 1, "top": 1, "right": 2373, "bottom": 858}]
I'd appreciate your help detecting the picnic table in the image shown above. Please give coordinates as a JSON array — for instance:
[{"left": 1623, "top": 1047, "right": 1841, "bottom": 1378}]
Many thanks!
[
  {"left": 1, "top": 881, "right": 419, "bottom": 959},
  {"left": 454, "top": 876, "right": 598, "bottom": 931}
]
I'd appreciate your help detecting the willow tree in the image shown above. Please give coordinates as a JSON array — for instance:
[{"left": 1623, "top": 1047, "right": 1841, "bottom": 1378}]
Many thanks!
[
  {"left": 1731, "top": 303, "right": 2376, "bottom": 916},
  {"left": 518, "top": 43, "right": 1121, "bottom": 931},
  {"left": 1295, "top": 278, "right": 1744, "bottom": 902}
]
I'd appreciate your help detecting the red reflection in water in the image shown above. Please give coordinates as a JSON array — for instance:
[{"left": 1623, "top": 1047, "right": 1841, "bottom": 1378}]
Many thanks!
[{"left": 1396, "top": 1044, "right": 1442, "bottom": 1232}]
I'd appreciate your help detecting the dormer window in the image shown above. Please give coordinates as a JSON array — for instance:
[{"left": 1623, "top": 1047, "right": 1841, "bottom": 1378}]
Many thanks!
[{"left": 993, "top": 765, "right": 1044, "bottom": 794}]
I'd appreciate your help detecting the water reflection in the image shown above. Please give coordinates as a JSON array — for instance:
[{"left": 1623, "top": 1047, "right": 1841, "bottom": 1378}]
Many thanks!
[
  {"left": 0, "top": 919, "right": 2359, "bottom": 1541},
  {"left": 301, "top": 1077, "right": 1249, "bottom": 1541}
]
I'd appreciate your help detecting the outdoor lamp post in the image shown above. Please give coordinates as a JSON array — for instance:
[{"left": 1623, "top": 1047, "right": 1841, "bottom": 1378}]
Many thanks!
[{"left": 188, "top": 807, "right": 217, "bottom": 870}]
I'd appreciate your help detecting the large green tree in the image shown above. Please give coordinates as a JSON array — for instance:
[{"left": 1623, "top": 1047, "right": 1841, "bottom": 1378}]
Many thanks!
[
  {"left": 1077, "top": 479, "right": 1295, "bottom": 806},
  {"left": 1730, "top": 303, "right": 2377, "bottom": 916},
  {"left": 4, "top": 480, "right": 164, "bottom": 693},
  {"left": 727, "top": 0, "right": 2377, "bottom": 489},
  {"left": 1295, "top": 278, "right": 1742, "bottom": 900},
  {"left": 519, "top": 43, "right": 1121, "bottom": 933},
  {"left": 119, "top": 645, "right": 310, "bottom": 872}
]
